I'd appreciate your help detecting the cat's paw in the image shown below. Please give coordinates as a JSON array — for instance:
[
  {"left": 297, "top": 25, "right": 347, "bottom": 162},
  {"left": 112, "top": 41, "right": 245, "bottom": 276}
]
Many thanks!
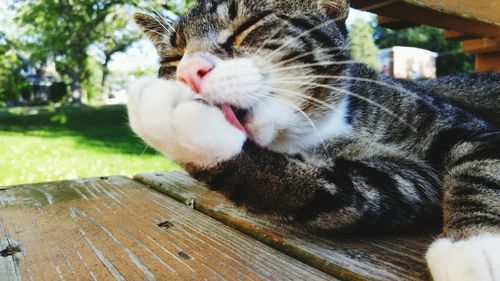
[
  {"left": 127, "top": 78, "right": 246, "bottom": 168},
  {"left": 127, "top": 78, "right": 195, "bottom": 139},
  {"left": 168, "top": 100, "right": 247, "bottom": 167},
  {"left": 426, "top": 234, "right": 500, "bottom": 281}
]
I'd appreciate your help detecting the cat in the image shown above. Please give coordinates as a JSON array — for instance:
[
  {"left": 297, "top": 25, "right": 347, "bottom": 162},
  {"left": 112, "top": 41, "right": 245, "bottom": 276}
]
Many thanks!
[{"left": 127, "top": 0, "right": 500, "bottom": 280}]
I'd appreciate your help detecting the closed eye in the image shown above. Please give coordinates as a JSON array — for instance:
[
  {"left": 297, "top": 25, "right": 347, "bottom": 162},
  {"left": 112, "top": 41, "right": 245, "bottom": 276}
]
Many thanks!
[
  {"left": 225, "top": 11, "right": 273, "bottom": 48},
  {"left": 160, "top": 55, "right": 183, "bottom": 67}
]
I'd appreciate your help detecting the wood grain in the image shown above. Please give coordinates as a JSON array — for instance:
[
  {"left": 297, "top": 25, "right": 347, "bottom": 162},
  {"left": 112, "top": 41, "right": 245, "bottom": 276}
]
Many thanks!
[
  {"left": 135, "top": 171, "right": 436, "bottom": 281},
  {"left": 0, "top": 224, "right": 21, "bottom": 281},
  {"left": 351, "top": 0, "right": 500, "bottom": 38},
  {"left": 0, "top": 176, "right": 334, "bottom": 281}
]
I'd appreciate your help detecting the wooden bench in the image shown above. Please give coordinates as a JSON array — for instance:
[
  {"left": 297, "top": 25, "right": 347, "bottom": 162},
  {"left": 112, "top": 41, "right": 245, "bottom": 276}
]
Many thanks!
[
  {"left": 1, "top": 171, "right": 435, "bottom": 280},
  {"left": 7, "top": 2, "right": 498, "bottom": 280},
  {"left": 3, "top": 3, "right": 497, "bottom": 280},
  {"left": 351, "top": 0, "right": 500, "bottom": 71}
]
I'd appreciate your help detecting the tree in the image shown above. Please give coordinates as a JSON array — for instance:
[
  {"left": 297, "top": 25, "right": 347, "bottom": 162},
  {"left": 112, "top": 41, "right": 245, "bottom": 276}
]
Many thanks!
[
  {"left": 349, "top": 20, "right": 381, "bottom": 70},
  {"left": 163, "top": 0, "right": 196, "bottom": 16},
  {"left": 15, "top": 0, "right": 194, "bottom": 103},
  {"left": 375, "top": 25, "right": 474, "bottom": 76},
  {"left": 17, "top": 0, "right": 135, "bottom": 102},
  {"left": 92, "top": 12, "right": 140, "bottom": 101},
  {"left": 0, "top": 32, "right": 30, "bottom": 103}
]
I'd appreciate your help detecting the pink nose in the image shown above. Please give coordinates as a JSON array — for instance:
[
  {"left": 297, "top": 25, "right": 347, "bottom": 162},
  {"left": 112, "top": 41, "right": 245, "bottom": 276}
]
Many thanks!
[{"left": 176, "top": 57, "right": 214, "bottom": 93}]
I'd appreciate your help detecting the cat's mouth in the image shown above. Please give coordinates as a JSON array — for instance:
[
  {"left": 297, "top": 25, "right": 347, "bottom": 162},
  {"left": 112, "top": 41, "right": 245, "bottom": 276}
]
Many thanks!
[{"left": 218, "top": 104, "right": 250, "bottom": 137}]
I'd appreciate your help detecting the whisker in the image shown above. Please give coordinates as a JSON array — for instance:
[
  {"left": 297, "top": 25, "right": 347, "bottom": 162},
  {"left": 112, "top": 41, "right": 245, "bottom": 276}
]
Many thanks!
[
  {"left": 267, "top": 46, "right": 349, "bottom": 69},
  {"left": 268, "top": 80, "right": 418, "bottom": 132},
  {"left": 131, "top": 0, "right": 176, "bottom": 34},
  {"left": 270, "top": 74, "right": 424, "bottom": 101},
  {"left": 263, "top": 60, "right": 357, "bottom": 74},
  {"left": 263, "top": 16, "right": 343, "bottom": 61},
  {"left": 246, "top": 95, "right": 277, "bottom": 129},
  {"left": 254, "top": 92, "right": 331, "bottom": 156},
  {"left": 149, "top": 9, "right": 176, "bottom": 33},
  {"left": 269, "top": 43, "right": 376, "bottom": 69},
  {"left": 261, "top": 85, "right": 342, "bottom": 113},
  {"left": 255, "top": 28, "right": 286, "bottom": 57},
  {"left": 140, "top": 145, "right": 150, "bottom": 156},
  {"left": 360, "top": 0, "right": 401, "bottom": 12},
  {"left": 141, "top": 28, "right": 168, "bottom": 38}
]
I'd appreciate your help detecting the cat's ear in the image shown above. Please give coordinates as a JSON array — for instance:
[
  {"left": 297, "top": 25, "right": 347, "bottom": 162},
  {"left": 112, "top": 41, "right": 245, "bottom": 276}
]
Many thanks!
[
  {"left": 323, "top": 0, "right": 350, "bottom": 20},
  {"left": 322, "top": 0, "right": 349, "bottom": 37},
  {"left": 134, "top": 13, "right": 171, "bottom": 48}
]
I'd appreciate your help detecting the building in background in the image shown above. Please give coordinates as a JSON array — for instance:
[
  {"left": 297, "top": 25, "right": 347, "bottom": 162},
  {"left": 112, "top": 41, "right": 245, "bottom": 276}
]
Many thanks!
[
  {"left": 379, "top": 46, "right": 438, "bottom": 80},
  {"left": 17, "top": 57, "right": 66, "bottom": 105}
]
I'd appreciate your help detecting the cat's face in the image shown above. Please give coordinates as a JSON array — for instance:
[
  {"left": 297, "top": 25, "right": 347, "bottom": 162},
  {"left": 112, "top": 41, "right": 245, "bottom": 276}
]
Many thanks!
[{"left": 135, "top": 0, "right": 352, "bottom": 153}]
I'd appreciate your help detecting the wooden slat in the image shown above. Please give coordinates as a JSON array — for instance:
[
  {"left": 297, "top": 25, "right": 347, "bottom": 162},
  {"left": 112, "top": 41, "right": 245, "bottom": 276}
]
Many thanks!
[
  {"left": 462, "top": 38, "right": 500, "bottom": 54},
  {"left": 443, "top": 30, "right": 478, "bottom": 41},
  {"left": 135, "top": 171, "right": 436, "bottom": 281},
  {"left": 406, "top": 0, "right": 500, "bottom": 24},
  {"left": 0, "top": 226, "right": 21, "bottom": 281},
  {"left": 0, "top": 176, "right": 334, "bottom": 280},
  {"left": 377, "top": 16, "right": 419, "bottom": 29},
  {"left": 351, "top": 0, "right": 500, "bottom": 38},
  {"left": 475, "top": 51, "right": 500, "bottom": 72}
]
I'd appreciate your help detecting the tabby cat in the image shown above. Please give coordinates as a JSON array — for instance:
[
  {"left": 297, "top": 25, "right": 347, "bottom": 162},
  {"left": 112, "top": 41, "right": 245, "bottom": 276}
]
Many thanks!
[{"left": 128, "top": 0, "right": 500, "bottom": 280}]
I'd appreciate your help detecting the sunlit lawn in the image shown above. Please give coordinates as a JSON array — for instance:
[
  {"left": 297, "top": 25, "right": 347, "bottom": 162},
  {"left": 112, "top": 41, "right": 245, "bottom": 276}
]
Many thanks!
[{"left": 0, "top": 104, "right": 178, "bottom": 186}]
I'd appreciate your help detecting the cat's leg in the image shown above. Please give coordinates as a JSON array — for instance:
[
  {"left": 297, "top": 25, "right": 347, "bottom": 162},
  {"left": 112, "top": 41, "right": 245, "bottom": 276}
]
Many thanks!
[
  {"left": 127, "top": 78, "right": 246, "bottom": 168},
  {"left": 426, "top": 132, "right": 500, "bottom": 281},
  {"left": 186, "top": 142, "right": 442, "bottom": 231}
]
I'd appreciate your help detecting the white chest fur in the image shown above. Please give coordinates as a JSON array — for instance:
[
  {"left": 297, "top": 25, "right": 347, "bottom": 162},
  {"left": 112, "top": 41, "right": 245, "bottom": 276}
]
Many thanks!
[{"left": 267, "top": 97, "right": 352, "bottom": 154}]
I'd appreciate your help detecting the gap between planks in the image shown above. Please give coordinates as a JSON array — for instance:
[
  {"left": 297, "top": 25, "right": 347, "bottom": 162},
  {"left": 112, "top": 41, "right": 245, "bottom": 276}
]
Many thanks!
[
  {"left": 0, "top": 176, "right": 333, "bottom": 281},
  {"left": 134, "top": 170, "right": 436, "bottom": 281}
]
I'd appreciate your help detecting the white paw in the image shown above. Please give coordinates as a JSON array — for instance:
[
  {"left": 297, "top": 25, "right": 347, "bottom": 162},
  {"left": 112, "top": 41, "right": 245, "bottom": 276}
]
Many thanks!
[
  {"left": 127, "top": 78, "right": 195, "bottom": 140},
  {"left": 426, "top": 234, "right": 500, "bottom": 281},
  {"left": 127, "top": 78, "right": 246, "bottom": 168}
]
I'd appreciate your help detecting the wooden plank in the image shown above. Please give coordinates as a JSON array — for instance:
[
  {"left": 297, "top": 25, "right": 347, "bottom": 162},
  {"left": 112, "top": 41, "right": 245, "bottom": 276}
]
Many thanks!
[
  {"left": 135, "top": 171, "right": 436, "bottom": 281},
  {"left": 406, "top": 0, "right": 500, "bottom": 24},
  {"left": 377, "top": 16, "right": 419, "bottom": 29},
  {"left": 0, "top": 177, "right": 334, "bottom": 281},
  {"left": 462, "top": 38, "right": 500, "bottom": 54},
  {"left": 443, "top": 30, "right": 478, "bottom": 41},
  {"left": 475, "top": 51, "right": 500, "bottom": 71},
  {"left": 351, "top": 0, "right": 500, "bottom": 38},
  {"left": 0, "top": 223, "right": 21, "bottom": 281}
]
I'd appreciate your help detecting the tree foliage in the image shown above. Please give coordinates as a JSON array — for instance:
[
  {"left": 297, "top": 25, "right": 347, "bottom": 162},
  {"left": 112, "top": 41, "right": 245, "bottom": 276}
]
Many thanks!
[
  {"left": 349, "top": 20, "right": 381, "bottom": 70},
  {"left": 12, "top": 0, "right": 193, "bottom": 103},
  {"left": 17, "top": 0, "right": 133, "bottom": 101},
  {"left": 1, "top": 0, "right": 194, "bottom": 104},
  {"left": 0, "top": 32, "right": 30, "bottom": 103},
  {"left": 375, "top": 25, "right": 474, "bottom": 76}
]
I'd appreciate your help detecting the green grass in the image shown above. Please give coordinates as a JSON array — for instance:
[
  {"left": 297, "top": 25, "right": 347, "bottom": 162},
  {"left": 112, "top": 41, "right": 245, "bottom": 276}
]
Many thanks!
[{"left": 0, "top": 104, "right": 178, "bottom": 186}]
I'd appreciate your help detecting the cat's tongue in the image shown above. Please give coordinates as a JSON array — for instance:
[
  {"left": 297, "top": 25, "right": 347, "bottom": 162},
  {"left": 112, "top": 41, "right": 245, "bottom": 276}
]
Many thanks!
[{"left": 221, "top": 104, "right": 248, "bottom": 135}]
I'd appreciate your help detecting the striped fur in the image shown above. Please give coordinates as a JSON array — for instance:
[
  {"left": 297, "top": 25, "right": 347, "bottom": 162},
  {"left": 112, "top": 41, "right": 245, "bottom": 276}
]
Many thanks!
[{"left": 132, "top": 1, "right": 500, "bottom": 279}]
